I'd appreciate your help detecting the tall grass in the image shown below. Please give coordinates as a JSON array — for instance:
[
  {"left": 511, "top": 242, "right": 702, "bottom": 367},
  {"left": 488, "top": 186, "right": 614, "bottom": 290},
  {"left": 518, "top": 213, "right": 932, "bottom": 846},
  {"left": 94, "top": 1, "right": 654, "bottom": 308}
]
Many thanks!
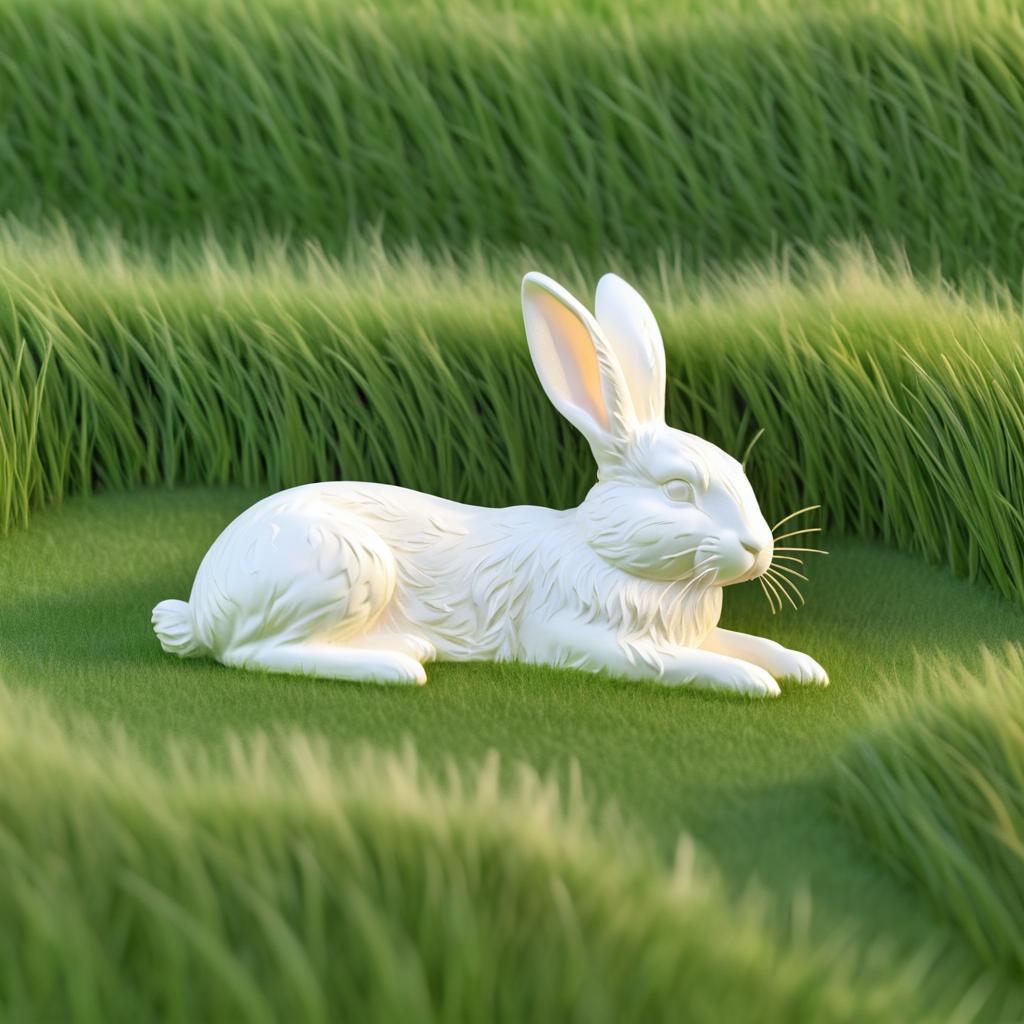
[
  {"left": 835, "top": 646, "right": 1024, "bottom": 978},
  {"left": 3, "top": 0, "right": 1024, "bottom": 281},
  {"left": 4, "top": 228, "right": 1024, "bottom": 602},
  {"left": 0, "top": 680, "right": 917, "bottom": 1023}
]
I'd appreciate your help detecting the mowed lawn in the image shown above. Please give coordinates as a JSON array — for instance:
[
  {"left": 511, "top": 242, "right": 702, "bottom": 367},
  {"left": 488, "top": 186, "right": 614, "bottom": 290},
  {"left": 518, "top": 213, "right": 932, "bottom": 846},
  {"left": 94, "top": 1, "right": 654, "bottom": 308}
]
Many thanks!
[{"left": 2, "top": 486, "right": 1020, "bottom": 980}]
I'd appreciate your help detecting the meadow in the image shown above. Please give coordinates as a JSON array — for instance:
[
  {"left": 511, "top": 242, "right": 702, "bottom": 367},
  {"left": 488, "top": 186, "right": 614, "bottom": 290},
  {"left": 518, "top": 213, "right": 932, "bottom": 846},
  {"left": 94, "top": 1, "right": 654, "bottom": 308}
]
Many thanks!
[{"left": 2, "top": 0, "right": 1024, "bottom": 1019}]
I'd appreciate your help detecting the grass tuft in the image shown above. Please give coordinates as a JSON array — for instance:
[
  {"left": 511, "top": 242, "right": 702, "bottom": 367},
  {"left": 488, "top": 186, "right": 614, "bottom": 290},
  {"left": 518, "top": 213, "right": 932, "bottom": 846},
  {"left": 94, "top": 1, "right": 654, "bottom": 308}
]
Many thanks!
[{"left": 836, "top": 645, "right": 1024, "bottom": 977}]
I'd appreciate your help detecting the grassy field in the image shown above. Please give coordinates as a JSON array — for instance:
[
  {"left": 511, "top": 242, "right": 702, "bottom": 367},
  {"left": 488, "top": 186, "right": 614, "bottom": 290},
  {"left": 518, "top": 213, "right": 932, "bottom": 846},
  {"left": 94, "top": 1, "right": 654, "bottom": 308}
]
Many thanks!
[
  {"left": 2, "top": 488, "right": 1023, "bottom": 1017},
  {"left": 3, "top": 0, "right": 1024, "bottom": 1017}
]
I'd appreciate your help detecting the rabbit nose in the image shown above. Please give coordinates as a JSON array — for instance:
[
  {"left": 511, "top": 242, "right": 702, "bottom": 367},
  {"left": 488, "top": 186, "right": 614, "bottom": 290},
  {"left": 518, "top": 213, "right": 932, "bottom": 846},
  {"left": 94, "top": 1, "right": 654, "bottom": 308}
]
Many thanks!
[{"left": 741, "top": 539, "right": 762, "bottom": 557}]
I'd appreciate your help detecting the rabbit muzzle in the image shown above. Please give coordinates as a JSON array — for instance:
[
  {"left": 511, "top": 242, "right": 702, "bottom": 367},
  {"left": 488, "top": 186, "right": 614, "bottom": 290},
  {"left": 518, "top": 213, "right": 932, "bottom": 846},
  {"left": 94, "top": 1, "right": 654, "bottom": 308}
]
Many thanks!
[
  {"left": 732, "top": 533, "right": 774, "bottom": 583},
  {"left": 694, "top": 528, "right": 773, "bottom": 586}
]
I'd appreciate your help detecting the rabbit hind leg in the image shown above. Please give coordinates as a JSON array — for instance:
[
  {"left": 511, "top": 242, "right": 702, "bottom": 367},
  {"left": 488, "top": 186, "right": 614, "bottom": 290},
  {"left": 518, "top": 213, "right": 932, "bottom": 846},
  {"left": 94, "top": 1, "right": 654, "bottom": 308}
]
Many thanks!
[{"left": 223, "top": 642, "right": 427, "bottom": 685}]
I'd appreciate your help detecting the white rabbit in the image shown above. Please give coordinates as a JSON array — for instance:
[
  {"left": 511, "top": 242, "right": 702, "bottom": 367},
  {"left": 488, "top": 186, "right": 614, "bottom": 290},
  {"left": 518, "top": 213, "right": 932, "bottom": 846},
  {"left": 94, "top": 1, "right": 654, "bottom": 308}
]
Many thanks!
[{"left": 153, "top": 272, "right": 827, "bottom": 697}]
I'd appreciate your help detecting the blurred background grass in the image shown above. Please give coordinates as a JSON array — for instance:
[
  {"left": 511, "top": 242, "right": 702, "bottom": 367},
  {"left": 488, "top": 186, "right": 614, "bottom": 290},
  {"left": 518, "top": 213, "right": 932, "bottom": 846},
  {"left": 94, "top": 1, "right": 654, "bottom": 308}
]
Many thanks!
[{"left": 1, "top": 0, "right": 1024, "bottom": 283}]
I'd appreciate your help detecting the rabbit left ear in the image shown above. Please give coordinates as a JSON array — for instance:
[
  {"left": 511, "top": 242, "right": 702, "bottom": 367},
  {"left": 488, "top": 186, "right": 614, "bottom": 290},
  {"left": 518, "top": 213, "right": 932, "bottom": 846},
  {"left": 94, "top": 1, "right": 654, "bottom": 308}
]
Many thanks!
[
  {"left": 595, "top": 274, "right": 667, "bottom": 425},
  {"left": 522, "top": 273, "right": 637, "bottom": 459}
]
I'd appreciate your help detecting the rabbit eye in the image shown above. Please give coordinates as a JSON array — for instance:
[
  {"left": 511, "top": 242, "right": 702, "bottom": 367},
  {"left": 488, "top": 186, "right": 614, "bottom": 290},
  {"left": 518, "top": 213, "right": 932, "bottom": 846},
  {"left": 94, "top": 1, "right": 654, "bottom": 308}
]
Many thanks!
[{"left": 663, "top": 479, "right": 695, "bottom": 504}]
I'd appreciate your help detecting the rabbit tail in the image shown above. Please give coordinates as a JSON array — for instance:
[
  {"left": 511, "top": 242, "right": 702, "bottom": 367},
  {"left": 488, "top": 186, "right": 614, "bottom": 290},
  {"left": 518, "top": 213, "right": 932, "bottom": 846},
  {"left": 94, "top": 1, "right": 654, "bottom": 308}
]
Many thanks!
[{"left": 152, "top": 599, "right": 205, "bottom": 658}]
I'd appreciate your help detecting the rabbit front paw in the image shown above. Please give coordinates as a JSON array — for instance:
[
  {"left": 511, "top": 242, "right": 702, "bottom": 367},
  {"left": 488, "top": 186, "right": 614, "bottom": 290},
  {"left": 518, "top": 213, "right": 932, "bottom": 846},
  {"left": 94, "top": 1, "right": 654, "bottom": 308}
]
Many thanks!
[
  {"left": 770, "top": 647, "right": 829, "bottom": 687},
  {"left": 717, "top": 660, "right": 782, "bottom": 698},
  {"left": 660, "top": 649, "right": 781, "bottom": 697}
]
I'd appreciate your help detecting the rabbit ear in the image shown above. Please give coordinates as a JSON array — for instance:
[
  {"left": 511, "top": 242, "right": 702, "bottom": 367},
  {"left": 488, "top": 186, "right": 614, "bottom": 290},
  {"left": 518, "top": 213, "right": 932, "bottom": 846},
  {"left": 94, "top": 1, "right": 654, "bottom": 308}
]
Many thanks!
[
  {"left": 594, "top": 274, "right": 667, "bottom": 425},
  {"left": 522, "top": 272, "right": 636, "bottom": 456}
]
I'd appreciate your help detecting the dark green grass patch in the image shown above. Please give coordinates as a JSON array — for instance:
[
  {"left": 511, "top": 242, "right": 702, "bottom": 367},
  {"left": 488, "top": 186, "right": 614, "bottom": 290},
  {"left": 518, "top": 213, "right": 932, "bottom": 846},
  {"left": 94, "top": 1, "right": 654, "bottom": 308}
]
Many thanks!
[
  {"left": 837, "top": 647, "right": 1024, "bottom": 978},
  {"left": 2, "top": 486, "right": 1023, "bottom": 1019},
  {"left": 3, "top": 0, "right": 1024, "bottom": 281},
  {"left": 5, "top": 235, "right": 1024, "bottom": 603}
]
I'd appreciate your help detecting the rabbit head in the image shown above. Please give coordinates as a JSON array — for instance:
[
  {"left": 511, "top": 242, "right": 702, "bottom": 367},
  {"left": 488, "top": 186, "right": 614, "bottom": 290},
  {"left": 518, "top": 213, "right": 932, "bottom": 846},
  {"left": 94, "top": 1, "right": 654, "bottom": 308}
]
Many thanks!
[{"left": 522, "top": 272, "right": 773, "bottom": 586}]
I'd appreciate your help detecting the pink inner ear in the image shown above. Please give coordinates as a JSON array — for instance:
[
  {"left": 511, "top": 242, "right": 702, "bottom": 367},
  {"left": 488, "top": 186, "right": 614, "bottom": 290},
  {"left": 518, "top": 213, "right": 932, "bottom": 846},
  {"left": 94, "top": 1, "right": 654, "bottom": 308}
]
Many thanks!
[{"left": 533, "top": 291, "right": 609, "bottom": 431}]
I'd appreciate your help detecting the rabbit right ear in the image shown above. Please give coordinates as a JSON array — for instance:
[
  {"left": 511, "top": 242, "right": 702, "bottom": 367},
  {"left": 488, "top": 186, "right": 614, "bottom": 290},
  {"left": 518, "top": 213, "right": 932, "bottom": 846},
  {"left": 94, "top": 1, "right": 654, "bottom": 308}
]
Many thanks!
[
  {"left": 594, "top": 274, "right": 666, "bottom": 425},
  {"left": 522, "top": 272, "right": 635, "bottom": 458}
]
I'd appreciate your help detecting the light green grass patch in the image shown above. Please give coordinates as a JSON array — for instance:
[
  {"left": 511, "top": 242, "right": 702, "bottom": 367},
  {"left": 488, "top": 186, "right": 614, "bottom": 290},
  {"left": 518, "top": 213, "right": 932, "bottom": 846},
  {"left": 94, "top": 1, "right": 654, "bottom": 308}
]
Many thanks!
[{"left": 836, "top": 646, "right": 1024, "bottom": 978}]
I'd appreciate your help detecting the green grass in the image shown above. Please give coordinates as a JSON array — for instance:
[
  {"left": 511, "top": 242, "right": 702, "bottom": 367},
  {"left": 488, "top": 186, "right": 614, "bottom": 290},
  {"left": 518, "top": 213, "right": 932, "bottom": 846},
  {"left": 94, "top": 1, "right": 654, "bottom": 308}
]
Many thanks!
[
  {"left": 5, "top": 230, "right": 1024, "bottom": 602},
  {"left": 3, "top": 0, "right": 1024, "bottom": 281},
  {"left": 5, "top": 0, "right": 1024, "bottom": 1015},
  {"left": 836, "top": 646, "right": 1024, "bottom": 978},
  {"left": 0, "top": 681, "right": 921, "bottom": 1024},
  {"left": 2, "top": 486, "right": 1023, "bottom": 1017}
]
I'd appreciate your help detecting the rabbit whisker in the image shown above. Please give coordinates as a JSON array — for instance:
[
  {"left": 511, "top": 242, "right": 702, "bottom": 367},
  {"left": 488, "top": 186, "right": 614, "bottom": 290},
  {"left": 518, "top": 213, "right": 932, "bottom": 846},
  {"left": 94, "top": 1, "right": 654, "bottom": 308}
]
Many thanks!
[
  {"left": 772, "top": 526, "right": 822, "bottom": 542},
  {"left": 770, "top": 505, "right": 820, "bottom": 532},
  {"left": 765, "top": 569, "right": 794, "bottom": 606},
  {"left": 771, "top": 562, "right": 810, "bottom": 583},
  {"left": 771, "top": 554, "right": 805, "bottom": 565},
  {"left": 767, "top": 568, "right": 804, "bottom": 608},
  {"left": 774, "top": 546, "right": 829, "bottom": 556},
  {"left": 763, "top": 570, "right": 797, "bottom": 611},
  {"left": 659, "top": 545, "right": 701, "bottom": 563},
  {"left": 772, "top": 562, "right": 807, "bottom": 592},
  {"left": 758, "top": 577, "right": 779, "bottom": 615},
  {"left": 681, "top": 566, "right": 718, "bottom": 594},
  {"left": 776, "top": 574, "right": 806, "bottom": 608},
  {"left": 762, "top": 572, "right": 788, "bottom": 613}
]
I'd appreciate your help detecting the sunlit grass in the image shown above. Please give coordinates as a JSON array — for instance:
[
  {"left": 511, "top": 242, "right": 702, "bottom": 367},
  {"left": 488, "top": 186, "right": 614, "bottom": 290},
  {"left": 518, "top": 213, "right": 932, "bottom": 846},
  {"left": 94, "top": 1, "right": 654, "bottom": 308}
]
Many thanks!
[{"left": 4, "top": 228, "right": 1024, "bottom": 604}]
